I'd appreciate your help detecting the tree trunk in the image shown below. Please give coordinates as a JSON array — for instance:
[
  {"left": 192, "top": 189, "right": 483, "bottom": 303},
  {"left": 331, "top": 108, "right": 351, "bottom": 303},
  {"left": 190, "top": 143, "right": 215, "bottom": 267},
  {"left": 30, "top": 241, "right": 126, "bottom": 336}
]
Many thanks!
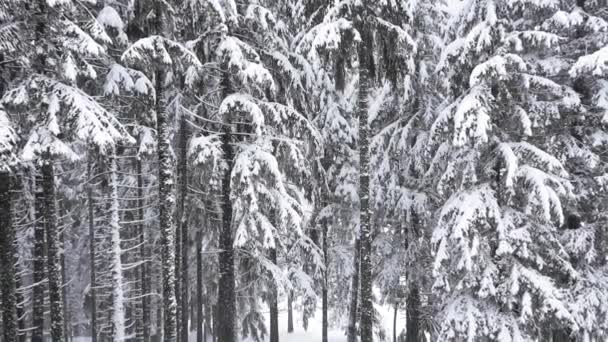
[
  {"left": 176, "top": 207, "right": 182, "bottom": 342},
  {"left": 393, "top": 303, "right": 398, "bottom": 342},
  {"left": 357, "top": 19, "right": 374, "bottom": 342},
  {"left": 157, "top": 68, "right": 178, "bottom": 342},
  {"left": 136, "top": 155, "right": 151, "bottom": 342},
  {"left": 269, "top": 247, "right": 279, "bottom": 342},
  {"left": 405, "top": 285, "right": 420, "bottom": 342},
  {"left": 217, "top": 71, "right": 237, "bottom": 342},
  {"left": 322, "top": 216, "right": 328, "bottom": 342},
  {"left": 88, "top": 156, "right": 98, "bottom": 342},
  {"left": 16, "top": 273, "right": 26, "bottom": 342},
  {"left": 107, "top": 151, "right": 126, "bottom": 339},
  {"left": 178, "top": 115, "right": 190, "bottom": 342},
  {"left": 42, "top": 156, "right": 65, "bottom": 341},
  {"left": 61, "top": 207, "right": 70, "bottom": 341},
  {"left": 347, "top": 237, "right": 360, "bottom": 342},
  {"left": 552, "top": 330, "right": 574, "bottom": 342},
  {"left": 0, "top": 172, "right": 17, "bottom": 342},
  {"left": 287, "top": 290, "right": 294, "bottom": 334},
  {"left": 213, "top": 304, "right": 219, "bottom": 342},
  {"left": 154, "top": 3, "right": 178, "bottom": 341},
  {"left": 32, "top": 170, "right": 45, "bottom": 342},
  {"left": 196, "top": 231, "right": 203, "bottom": 342}
]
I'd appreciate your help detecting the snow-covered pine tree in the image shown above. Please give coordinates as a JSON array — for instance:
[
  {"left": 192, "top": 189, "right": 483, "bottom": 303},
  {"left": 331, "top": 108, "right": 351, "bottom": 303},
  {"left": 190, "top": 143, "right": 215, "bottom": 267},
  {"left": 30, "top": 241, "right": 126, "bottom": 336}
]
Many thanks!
[
  {"left": 121, "top": 1, "right": 203, "bottom": 339},
  {"left": 0, "top": 5, "right": 22, "bottom": 339},
  {"left": 295, "top": 4, "right": 361, "bottom": 339},
  {"left": 368, "top": 2, "right": 446, "bottom": 341},
  {"left": 0, "top": 1, "right": 135, "bottom": 340},
  {"left": 545, "top": 1, "right": 608, "bottom": 339},
  {"left": 428, "top": 0, "right": 586, "bottom": 339},
  {"left": 183, "top": 2, "right": 322, "bottom": 341},
  {"left": 0, "top": 107, "right": 18, "bottom": 342}
]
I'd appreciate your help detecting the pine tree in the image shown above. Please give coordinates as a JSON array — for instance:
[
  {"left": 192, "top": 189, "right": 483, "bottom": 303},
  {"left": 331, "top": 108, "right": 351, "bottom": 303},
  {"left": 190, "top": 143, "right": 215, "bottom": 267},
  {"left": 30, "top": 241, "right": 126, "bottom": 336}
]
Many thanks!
[
  {"left": 428, "top": 0, "right": 585, "bottom": 339},
  {"left": 0, "top": 108, "right": 18, "bottom": 342}
]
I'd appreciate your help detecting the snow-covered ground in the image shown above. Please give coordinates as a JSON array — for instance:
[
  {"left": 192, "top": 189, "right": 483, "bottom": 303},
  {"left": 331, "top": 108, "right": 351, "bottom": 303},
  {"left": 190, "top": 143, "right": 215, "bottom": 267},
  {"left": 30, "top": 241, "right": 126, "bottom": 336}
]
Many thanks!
[
  {"left": 233, "top": 302, "right": 404, "bottom": 342},
  {"left": 73, "top": 302, "right": 404, "bottom": 342}
]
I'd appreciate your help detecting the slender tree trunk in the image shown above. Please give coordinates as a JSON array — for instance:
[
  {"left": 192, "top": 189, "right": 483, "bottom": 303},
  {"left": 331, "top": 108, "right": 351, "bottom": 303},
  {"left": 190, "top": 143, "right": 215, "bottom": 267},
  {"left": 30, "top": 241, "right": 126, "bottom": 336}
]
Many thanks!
[
  {"left": 393, "top": 303, "right": 398, "bottom": 342},
  {"left": 42, "top": 155, "right": 65, "bottom": 341},
  {"left": 357, "top": 19, "right": 374, "bottom": 342},
  {"left": 405, "top": 285, "right": 420, "bottom": 342},
  {"left": 287, "top": 290, "right": 294, "bottom": 334},
  {"left": 196, "top": 231, "right": 203, "bottom": 342},
  {"left": 154, "top": 3, "right": 178, "bottom": 341},
  {"left": 217, "top": 71, "right": 237, "bottom": 342},
  {"left": 32, "top": 170, "right": 45, "bottom": 342},
  {"left": 107, "top": 151, "right": 126, "bottom": 339},
  {"left": 322, "top": 217, "right": 329, "bottom": 342},
  {"left": 269, "top": 247, "right": 279, "bottom": 342},
  {"left": 61, "top": 208, "right": 70, "bottom": 341},
  {"left": 157, "top": 68, "right": 178, "bottom": 342},
  {"left": 88, "top": 156, "right": 98, "bottom": 342},
  {"left": 213, "top": 304, "right": 219, "bottom": 342},
  {"left": 176, "top": 207, "right": 182, "bottom": 342},
  {"left": 16, "top": 273, "right": 26, "bottom": 342},
  {"left": 178, "top": 115, "right": 190, "bottom": 342},
  {"left": 136, "top": 156, "right": 150, "bottom": 342},
  {"left": 0, "top": 172, "right": 17, "bottom": 342},
  {"left": 32, "top": 0, "right": 54, "bottom": 339},
  {"left": 347, "top": 237, "right": 360, "bottom": 342}
]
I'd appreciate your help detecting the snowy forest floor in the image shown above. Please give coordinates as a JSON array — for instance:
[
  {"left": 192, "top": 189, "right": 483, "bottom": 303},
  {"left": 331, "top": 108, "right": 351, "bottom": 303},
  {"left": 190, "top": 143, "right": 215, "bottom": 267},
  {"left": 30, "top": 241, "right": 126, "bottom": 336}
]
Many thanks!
[
  {"left": 72, "top": 303, "right": 404, "bottom": 342},
  {"left": 233, "top": 302, "right": 404, "bottom": 342}
]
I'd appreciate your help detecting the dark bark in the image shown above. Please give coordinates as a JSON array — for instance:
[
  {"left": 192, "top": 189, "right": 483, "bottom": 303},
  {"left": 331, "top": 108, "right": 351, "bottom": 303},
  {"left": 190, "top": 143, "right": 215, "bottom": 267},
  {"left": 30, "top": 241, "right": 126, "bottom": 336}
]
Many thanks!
[
  {"left": 157, "top": 68, "right": 178, "bottom": 341},
  {"left": 0, "top": 172, "right": 17, "bottom": 342},
  {"left": 61, "top": 206, "right": 70, "bottom": 341},
  {"left": 347, "top": 237, "right": 360, "bottom": 342},
  {"left": 32, "top": 164, "right": 45, "bottom": 342},
  {"left": 88, "top": 157, "right": 98, "bottom": 342},
  {"left": 137, "top": 150, "right": 150, "bottom": 342},
  {"left": 405, "top": 286, "right": 420, "bottom": 342},
  {"left": 217, "top": 71, "right": 237, "bottom": 342},
  {"left": 213, "top": 304, "right": 219, "bottom": 342},
  {"left": 155, "top": 3, "right": 178, "bottom": 341},
  {"left": 269, "top": 247, "right": 279, "bottom": 342},
  {"left": 196, "top": 231, "right": 203, "bottom": 342},
  {"left": 176, "top": 204, "right": 182, "bottom": 342},
  {"left": 42, "top": 157, "right": 65, "bottom": 341},
  {"left": 287, "top": 290, "right": 294, "bottom": 334},
  {"left": 552, "top": 330, "right": 575, "bottom": 342},
  {"left": 179, "top": 115, "right": 190, "bottom": 342},
  {"left": 32, "top": 0, "right": 49, "bottom": 340},
  {"left": 357, "top": 17, "right": 374, "bottom": 342},
  {"left": 322, "top": 216, "right": 328, "bottom": 342},
  {"left": 16, "top": 273, "right": 26, "bottom": 342}
]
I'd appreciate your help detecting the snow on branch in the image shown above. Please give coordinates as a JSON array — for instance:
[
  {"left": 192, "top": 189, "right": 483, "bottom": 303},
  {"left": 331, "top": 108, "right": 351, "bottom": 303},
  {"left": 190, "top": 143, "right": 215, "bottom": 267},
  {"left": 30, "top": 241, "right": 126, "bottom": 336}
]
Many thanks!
[
  {"left": 0, "top": 107, "right": 17, "bottom": 171},
  {"left": 571, "top": 46, "right": 608, "bottom": 77},
  {"left": 104, "top": 64, "right": 154, "bottom": 97},
  {"left": 433, "top": 184, "right": 500, "bottom": 273},
  {"left": 469, "top": 54, "right": 526, "bottom": 87},
  {"left": 188, "top": 134, "right": 225, "bottom": 173},
  {"left": 5, "top": 76, "right": 134, "bottom": 158},
  {"left": 62, "top": 19, "right": 107, "bottom": 57},
  {"left": 217, "top": 36, "right": 275, "bottom": 91},
  {"left": 430, "top": 85, "right": 493, "bottom": 147},
  {"left": 296, "top": 18, "right": 360, "bottom": 55},
  {"left": 245, "top": 4, "right": 276, "bottom": 31},
  {"left": 219, "top": 94, "right": 265, "bottom": 135},
  {"left": 121, "top": 36, "right": 203, "bottom": 79}
]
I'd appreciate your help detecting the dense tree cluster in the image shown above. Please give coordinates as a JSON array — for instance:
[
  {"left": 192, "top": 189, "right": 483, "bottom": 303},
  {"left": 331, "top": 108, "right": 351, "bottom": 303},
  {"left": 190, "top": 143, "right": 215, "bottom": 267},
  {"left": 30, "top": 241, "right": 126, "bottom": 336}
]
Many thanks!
[{"left": 0, "top": 0, "right": 607, "bottom": 341}]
